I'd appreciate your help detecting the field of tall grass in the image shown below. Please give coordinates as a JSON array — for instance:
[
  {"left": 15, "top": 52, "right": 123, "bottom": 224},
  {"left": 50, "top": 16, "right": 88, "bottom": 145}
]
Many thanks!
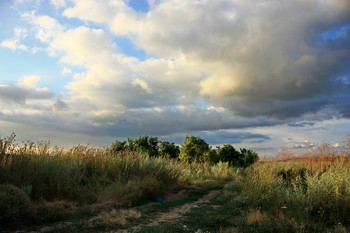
[
  {"left": 0, "top": 133, "right": 236, "bottom": 229},
  {"left": 224, "top": 139, "right": 350, "bottom": 232},
  {"left": 2, "top": 133, "right": 350, "bottom": 232}
]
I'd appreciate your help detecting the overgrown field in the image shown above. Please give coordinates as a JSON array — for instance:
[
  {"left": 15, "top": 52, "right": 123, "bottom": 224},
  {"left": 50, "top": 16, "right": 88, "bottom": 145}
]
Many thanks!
[
  {"left": 1, "top": 133, "right": 350, "bottom": 233},
  {"left": 222, "top": 156, "right": 350, "bottom": 233},
  {"left": 0, "top": 133, "right": 236, "bottom": 230}
]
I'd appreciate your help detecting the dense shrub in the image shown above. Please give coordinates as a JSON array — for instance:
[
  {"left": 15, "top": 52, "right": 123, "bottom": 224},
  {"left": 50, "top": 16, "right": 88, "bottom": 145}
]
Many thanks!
[
  {"left": 241, "top": 149, "right": 259, "bottom": 167},
  {"left": 217, "top": 144, "right": 242, "bottom": 166},
  {"left": 0, "top": 184, "right": 32, "bottom": 227},
  {"left": 158, "top": 141, "right": 180, "bottom": 158},
  {"left": 111, "top": 136, "right": 181, "bottom": 158},
  {"left": 112, "top": 134, "right": 259, "bottom": 167}
]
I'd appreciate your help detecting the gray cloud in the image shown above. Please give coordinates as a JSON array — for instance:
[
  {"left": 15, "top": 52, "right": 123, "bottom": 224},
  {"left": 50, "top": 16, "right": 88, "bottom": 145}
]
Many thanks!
[
  {"left": 199, "top": 131, "right": 271, "bottom": 145},
  {"left": 54, "top": 0, "right": 350, "bottom": 123},
  {"left": 288, "top": 122, "right": 315, "bottom": 128},
  {"left": 107, "top": 0, "right": 350, "bottom": 119},
  {"left": 0, "top": 85, "right": 55, "bottom": 104}
]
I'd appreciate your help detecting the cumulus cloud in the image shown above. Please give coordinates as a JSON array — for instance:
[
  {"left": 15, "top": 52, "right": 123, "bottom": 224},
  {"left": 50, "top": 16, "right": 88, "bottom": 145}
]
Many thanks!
[
  {"left": 50, "top": 26, "right": 117, "bottom": 65},
  {"left": 57, "top": 0, "right": 350, "bottom": 122},
  {"left": 22, "top": 11, "right": 63, "bottom": 43}
]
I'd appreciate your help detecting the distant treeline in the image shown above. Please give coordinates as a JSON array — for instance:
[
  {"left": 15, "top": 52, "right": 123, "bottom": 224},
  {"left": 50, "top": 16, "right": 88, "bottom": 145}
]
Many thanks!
[{"left": 111, "top": 135, "right": 259, "bottom": 167}]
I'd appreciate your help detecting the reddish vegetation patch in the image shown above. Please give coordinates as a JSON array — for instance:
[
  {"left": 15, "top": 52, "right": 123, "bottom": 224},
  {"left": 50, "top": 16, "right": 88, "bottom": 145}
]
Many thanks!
[
  {"left": 280, "top": 156, "right": 350, "bottom": 163},
  {"left": 259, "top": 156, "right": 350, "bottom": 173}
]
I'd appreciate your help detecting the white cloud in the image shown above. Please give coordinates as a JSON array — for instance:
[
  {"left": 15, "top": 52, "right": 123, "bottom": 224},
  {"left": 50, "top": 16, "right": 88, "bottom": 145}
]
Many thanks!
[
  {"left": 19, "top": 75, "right": 42, "bottom": 88},
  {"left": 63, "top": 0, "right": 116, "bottom": 23},
  {"left": 14, "top": 27, "right": 28, "bottom": 39},
  {"left": 0, "top": 39, "right": 28, "bottom": 51},
  {"left": 21, "top": 12, "right": 64, "bottom": 43},
  {"left": 50, "top": 0, "right": 67, "bottom": 8},
  {"left": 132, "top": 78, "right": 152, "bottom": 94},
  {"left": 50, "top": 26, "right": 118, "bottom": 66}
]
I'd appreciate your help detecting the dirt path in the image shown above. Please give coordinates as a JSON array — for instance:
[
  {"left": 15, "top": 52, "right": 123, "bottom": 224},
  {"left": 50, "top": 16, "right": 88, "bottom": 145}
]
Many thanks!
[
  {"left": 138, "top": 189, "right": 189, "bottom": 208},
  {"left": 15, "top": 189, "right": 222, "bottom": 233},
  {"left": 131, "top": 189, "right": 222, "bottom": 232}
]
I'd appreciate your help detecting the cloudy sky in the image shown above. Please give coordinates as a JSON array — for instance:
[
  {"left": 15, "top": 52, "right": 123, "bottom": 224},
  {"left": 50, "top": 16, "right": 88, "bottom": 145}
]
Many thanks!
[{"left": 0, "top": 0, "right": 349, "bottom": 155}]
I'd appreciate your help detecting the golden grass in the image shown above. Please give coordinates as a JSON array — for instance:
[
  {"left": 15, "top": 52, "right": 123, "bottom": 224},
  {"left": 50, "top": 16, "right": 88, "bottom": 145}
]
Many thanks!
[
  {"left": 245, "top": 209, "right": 266, "bottom": 225},
  {"left": 89, "top": 209, "right": 141, "bottom": 226}
]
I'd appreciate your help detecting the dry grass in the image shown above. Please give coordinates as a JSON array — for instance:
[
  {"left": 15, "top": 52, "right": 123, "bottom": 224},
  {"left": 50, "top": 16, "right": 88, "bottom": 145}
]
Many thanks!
[
  {"left": 245, "top": 209, "right": 266, "bottom": 225},
  {"left": 32, "top": 200, "right": 77, "bottom": 223},
  {"left": 86, "top": 201, "right": 120, "bottom": 212},
  {"left": 89, "top": 209, "right": 141, "bottom": 226},
  {"left": 224, "top": 137, "right": 350, "bottom": 232}
]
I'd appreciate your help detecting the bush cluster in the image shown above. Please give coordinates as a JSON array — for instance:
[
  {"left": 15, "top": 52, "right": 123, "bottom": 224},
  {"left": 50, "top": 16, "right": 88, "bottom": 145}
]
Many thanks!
[
  {"left": 111, "top": 135, "right": 259, "bottom": 167},
  {"left": 0, "top": 184, "right": 32, "bottom": 227}
]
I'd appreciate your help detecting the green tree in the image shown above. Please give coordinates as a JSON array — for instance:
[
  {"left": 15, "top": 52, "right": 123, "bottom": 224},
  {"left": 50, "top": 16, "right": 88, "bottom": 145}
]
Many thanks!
[
  {"left": 127, "top": 135, "right": 159, "bottom": 157},
  {"left": 179, "top": 135, "right": 209, "bottom": 163},
  {"left": 111, "top": 140, "right": 127, "bottom": 152},
  {"left": 241, "top": 148, "right": 259, "bottom": 167},
  {"left": 217, "top": 144, "right": 242, "bottom": 166},
  {"left": 158, "top": 141, "right": 180, "bottom": 158},
  {"left": 203, "top": 148, "right": 220, "bottom": 164}
]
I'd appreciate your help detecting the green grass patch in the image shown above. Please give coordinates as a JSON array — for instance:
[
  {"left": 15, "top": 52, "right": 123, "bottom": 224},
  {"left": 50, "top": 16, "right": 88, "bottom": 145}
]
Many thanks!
[{"left": 179, "top": 194, "right": 232, "bottom": 232}]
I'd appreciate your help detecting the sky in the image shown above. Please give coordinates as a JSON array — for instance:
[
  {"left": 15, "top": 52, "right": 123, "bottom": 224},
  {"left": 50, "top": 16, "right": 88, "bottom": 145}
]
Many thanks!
[{"left": 0, "top": 0, "right": 350, "bottom": 156}]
